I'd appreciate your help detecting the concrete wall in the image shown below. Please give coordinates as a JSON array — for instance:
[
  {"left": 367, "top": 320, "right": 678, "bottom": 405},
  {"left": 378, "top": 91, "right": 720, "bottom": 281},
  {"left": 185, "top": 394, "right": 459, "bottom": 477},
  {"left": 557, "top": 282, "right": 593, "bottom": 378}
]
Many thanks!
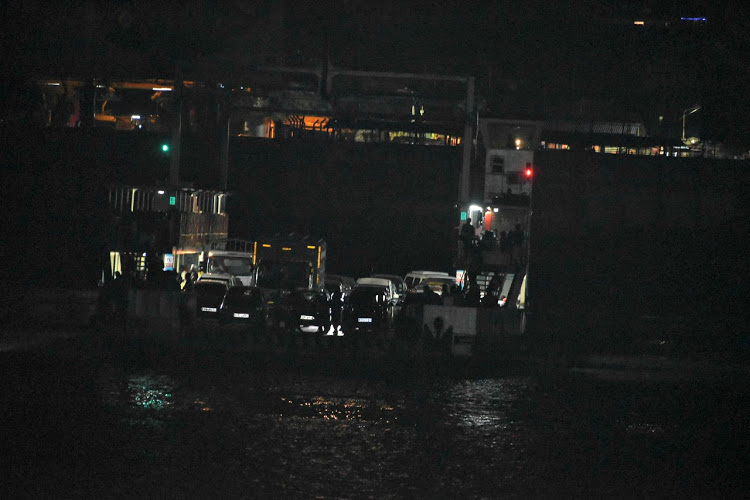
[{"left": 8, "top": 288, "right": 100, "bottom": 329}]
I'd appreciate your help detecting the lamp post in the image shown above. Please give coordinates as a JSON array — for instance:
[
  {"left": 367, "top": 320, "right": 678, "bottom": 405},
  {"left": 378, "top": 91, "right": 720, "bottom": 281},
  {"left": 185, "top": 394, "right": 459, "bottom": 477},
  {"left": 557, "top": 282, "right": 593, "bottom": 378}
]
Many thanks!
[{"left": 682, "top": 105, "right": 701, "bottom": 143}]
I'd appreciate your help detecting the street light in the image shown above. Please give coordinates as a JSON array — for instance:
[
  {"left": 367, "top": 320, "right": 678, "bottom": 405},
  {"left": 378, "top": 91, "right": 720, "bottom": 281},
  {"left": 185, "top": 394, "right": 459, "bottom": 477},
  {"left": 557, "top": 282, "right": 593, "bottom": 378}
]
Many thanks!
[{"left": 682, "top": 105, "right": 701, "bottom": 143}]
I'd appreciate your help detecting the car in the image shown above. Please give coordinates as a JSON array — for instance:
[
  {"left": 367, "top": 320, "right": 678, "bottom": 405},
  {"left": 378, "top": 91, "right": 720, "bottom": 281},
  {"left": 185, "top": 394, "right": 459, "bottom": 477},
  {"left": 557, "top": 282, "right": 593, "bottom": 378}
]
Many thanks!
[
  {"left": 403, "top": 270, "right": 452, "bottom": 290},
  {"left": 342, "top": 285, "right": 392, "bottom": 334},
  {"left": 284, "top": 289, "right": 332, "bottom": 334},
  {"left": 371, "top": 274, "right": 407, "bottom": 303},
  {"left": 356, "top": 277, "right": 397, "bottom": 305},
  {"left": 218, "top": 286, "right": 267, "bottom": 329},
  {"left": 197, "top": 272, "right": 244, "bottom": 288},
  {"left": 194, "top": 280, "right": 230, "bottom": 318},
  {"left": 418, "top": 276, "right": 458, "bottom": 295}
]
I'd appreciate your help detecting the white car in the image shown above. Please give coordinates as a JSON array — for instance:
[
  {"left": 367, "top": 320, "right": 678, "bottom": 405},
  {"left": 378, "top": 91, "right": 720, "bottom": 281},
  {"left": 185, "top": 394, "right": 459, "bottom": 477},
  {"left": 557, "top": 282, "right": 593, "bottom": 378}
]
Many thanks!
[
  {"left": 197, "top": 273, "right": 244, "bottom": 288},
  {"left": 356, "top": 277, "right": 397, "bottom": 305},
  {"left": 403, "top": 271, "right": 452, "bottom": 291},
  {"left": 371, "top": 274, "right": 407, "bottom": 303}
]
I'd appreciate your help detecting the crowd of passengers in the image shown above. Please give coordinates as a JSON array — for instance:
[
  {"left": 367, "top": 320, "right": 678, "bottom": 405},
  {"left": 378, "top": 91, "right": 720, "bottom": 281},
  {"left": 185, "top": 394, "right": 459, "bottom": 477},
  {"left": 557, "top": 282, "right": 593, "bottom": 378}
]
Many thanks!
[{"left": 459, "top": 218, "right": 527, "bottom": 268}]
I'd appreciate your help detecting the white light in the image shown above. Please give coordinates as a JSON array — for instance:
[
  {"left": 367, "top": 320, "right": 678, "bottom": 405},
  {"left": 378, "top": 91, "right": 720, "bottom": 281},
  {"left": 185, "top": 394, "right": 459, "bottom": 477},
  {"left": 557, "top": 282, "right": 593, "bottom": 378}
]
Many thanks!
[
  {"left": 157, "top": 190, "right": 165, "bottom": 195},
  {"left": 358, "top": 317, "right": 373, "bottom": 323},
  {"left": 46, "top": 82, "right": 61, "bottom": 86},
  {"left": 201, "top": 307, "right": 217, "bottom": 312},
  {"left": 131, "top": 115, "right": 141, "bottom": 120},
  {"left": 493, "top": 208, "right": 499, "bottom": 213},
  {"left": 152, "top": 87, "right": 172, "bottom": 91},
  {"left": 233, "top": 313, "right": 250, "bottom": 318},
  {"left": 469, "top": 204, "right": 483, "bottom": 212},
  {"left": 300, "top": 315, "right": 315, "bottom": 320}
]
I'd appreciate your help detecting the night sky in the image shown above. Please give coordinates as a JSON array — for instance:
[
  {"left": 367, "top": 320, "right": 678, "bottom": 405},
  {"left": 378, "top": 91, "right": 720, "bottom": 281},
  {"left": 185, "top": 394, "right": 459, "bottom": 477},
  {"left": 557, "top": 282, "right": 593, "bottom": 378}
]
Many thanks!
[{"left": 3, "top": 0, "right": 748, "bottom": 145}]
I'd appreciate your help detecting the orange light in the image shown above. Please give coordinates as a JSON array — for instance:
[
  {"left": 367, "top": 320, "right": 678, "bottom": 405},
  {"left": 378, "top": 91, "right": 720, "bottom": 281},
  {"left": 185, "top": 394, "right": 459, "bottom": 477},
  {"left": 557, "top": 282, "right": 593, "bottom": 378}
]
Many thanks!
[{"left": 282, "top": 115, "right": 330, "bottom": 129}]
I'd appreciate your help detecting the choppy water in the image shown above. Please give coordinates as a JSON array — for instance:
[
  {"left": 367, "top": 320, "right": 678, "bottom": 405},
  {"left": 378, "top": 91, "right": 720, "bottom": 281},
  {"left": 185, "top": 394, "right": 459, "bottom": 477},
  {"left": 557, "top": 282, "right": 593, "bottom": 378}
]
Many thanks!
[{"left": 2, "top": 333, "right": 748, "bottom": 498}]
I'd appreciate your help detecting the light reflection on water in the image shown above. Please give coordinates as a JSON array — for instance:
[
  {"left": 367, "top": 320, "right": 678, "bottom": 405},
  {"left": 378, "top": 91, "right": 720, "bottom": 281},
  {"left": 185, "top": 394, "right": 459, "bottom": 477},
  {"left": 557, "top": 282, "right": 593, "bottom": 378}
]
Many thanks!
[
  {"left": 99, "top": 373, "right": 214, "bottom": 416},
  {"left": 278, "top": 394, "right": 398, "bottom": 422},
  {"left": 126, "top": 375, "right": 173, "bottom": 410},
  {"left": 87, "top": 361, "right": 741, "bottom": 498},
  {"left": 443, "top": 378, "right": 531, "bottom": 429}
]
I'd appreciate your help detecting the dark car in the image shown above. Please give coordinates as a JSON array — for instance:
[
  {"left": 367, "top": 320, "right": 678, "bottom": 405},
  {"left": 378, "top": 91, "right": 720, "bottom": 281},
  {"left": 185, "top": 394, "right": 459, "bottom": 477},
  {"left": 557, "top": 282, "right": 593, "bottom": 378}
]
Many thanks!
[
  {"left": 218, "top": 286, "right": 267, "bottom": 329},
  {"left": 342, "top": 285, "right": 392, "bottom": 334},
  {"left": 194, "top": 280, "right": 230, "bottom": 318},
  {"left": 284, "top": 289, "right": 332, "bottom": 334}
]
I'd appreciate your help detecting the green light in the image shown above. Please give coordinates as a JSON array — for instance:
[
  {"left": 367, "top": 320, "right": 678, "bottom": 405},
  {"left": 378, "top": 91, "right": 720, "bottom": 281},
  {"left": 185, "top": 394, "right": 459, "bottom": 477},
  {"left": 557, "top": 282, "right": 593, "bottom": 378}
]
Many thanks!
[
  {"left": 169, "top": 196, "right": 176, "bottom": 206},
  {"left": 460, "top": 211, "right": 467, "bottom": 221},
  {"left": 161, "top": 144, "right": 169, "bottom": 152}
]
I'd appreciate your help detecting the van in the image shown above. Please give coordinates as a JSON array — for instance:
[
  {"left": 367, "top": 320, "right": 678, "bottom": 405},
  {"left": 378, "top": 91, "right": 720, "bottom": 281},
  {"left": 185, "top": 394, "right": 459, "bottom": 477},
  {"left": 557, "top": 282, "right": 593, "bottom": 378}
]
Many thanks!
[{"left": 403, "top": 271, "right": 452, "bottom": 291}]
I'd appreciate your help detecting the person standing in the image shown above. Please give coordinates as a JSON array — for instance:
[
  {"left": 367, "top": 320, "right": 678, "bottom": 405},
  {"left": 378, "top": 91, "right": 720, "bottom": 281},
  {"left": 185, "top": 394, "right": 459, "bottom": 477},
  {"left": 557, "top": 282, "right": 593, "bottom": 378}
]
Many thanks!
[
  {"left": 510, "top": 224, "right": 524, "bottom": 267},
  {"left": 460, "top": 217, "right": 476, "bottom": 264},
  {"left": 329, "top": 285, "right": 343, "bottom": 335}
]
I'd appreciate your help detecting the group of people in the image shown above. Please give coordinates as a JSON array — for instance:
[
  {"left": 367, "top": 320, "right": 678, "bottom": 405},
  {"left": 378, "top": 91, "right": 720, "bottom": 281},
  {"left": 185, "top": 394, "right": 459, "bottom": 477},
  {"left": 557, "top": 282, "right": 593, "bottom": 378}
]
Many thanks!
[
  {"left": 459, "top": 218, "right": 526, "bottom": 268},
  {"left": 498, "top": 224, "right": 526, "bottom": 267}
]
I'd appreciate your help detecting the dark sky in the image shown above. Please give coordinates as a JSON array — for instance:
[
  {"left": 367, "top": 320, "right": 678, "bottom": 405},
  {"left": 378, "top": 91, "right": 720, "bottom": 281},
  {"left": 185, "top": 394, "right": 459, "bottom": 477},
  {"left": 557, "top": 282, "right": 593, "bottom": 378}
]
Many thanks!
[{"left": 3, "top": 0, "right": 748, "bottom": 144}]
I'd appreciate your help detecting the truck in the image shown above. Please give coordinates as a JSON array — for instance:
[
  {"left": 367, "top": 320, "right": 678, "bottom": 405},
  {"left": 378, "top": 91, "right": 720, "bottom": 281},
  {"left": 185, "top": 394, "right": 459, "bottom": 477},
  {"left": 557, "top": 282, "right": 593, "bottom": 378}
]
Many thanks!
[
  {"left": 174, "top": 239, "right": 254, "bottom": 286},
  {"left": 252, "top": 234, "right": 326, "bottom": 293},
  {"left": 252, "top": 234, "right": 327, "bottom": 331},
  {"left": 203, "top": 239, "right": 255, "bottom": 285}
]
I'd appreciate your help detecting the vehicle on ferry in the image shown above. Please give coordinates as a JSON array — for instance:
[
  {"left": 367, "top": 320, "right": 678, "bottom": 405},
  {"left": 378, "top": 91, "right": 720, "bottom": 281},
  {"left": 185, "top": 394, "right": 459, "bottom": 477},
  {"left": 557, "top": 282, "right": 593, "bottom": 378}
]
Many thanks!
[
  {"left": 218, "top": 285, "right": 267, "bottom": 329},
  {"left": 342, "top": 284, "right": 393, "bottom": 334}
]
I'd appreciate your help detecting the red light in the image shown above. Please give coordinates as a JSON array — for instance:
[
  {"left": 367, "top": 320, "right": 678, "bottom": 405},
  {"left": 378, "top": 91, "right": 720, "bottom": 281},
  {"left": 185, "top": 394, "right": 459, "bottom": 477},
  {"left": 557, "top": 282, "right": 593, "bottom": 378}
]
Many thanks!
[{"left": 525, "top": 167, "right": 532, "bottom": 177}]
